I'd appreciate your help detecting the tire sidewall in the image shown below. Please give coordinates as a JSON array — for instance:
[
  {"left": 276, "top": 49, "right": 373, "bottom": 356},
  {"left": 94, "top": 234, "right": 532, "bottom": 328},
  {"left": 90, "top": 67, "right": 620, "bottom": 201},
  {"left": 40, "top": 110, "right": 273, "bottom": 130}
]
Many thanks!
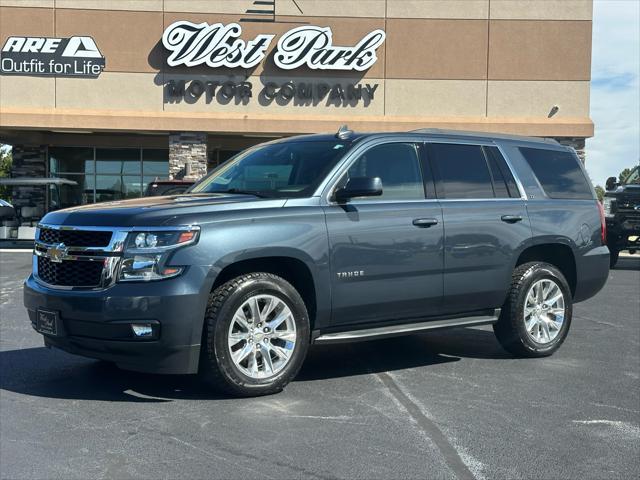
[
  {"left": 209, "top": 276, "right": 310, "bottom": 394},
  {"left": 512, "top": 265, "right": 573, "bottom": 355}
]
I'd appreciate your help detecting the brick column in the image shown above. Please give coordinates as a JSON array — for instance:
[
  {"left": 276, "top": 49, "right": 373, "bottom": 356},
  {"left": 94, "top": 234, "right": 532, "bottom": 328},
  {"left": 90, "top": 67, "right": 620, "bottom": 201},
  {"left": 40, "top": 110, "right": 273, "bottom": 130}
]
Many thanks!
[
  {"left": 168, "top": 132, "right": 208, "bottom": 180},
  {"left": 10, "top": 145, "right": 47, "bottom": 220},
  {"left": 555, "top": 137, "right": 586, "bottom": 163}
]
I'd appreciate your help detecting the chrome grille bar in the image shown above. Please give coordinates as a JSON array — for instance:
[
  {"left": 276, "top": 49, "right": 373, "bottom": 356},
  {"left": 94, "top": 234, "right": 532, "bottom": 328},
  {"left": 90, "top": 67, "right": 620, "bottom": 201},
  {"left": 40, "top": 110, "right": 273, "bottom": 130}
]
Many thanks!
[{"left": 34, "top": 226, "right": 128, "bottom": 290}]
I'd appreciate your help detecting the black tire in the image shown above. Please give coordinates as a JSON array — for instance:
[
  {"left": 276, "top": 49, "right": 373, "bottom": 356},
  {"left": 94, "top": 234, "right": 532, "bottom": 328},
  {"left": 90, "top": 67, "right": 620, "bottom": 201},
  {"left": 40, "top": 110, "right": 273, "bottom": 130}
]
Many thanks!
[
  {"left": 200, "top": 273, "right": 310, "bottom": 397},
  {"left": 609, "top": 248, "right": 620, "bottom": 269},
  {"left": 493, "top": 262, "right": 572, "bottom": 357}
]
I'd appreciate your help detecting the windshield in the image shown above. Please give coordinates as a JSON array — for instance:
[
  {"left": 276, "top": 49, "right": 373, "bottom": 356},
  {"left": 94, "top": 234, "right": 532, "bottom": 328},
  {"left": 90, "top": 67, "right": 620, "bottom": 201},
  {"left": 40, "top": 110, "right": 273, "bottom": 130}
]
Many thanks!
[
  {"left": 190, "top": 140, "right": 351, "bottom": 198},
  {"left": 621, "top": 166, "right": 640, "bottom": 185}
]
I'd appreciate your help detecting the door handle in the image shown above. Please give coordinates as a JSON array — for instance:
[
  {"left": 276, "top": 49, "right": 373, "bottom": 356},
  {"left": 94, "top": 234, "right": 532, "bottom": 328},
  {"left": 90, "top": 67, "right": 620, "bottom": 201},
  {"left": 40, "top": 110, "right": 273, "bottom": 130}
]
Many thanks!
[
  {"left": 413, "top": 218, "right": 439, "bottom": 228},
  {"left": 501, "top": 215, "right": 523, "bottom": 223}
]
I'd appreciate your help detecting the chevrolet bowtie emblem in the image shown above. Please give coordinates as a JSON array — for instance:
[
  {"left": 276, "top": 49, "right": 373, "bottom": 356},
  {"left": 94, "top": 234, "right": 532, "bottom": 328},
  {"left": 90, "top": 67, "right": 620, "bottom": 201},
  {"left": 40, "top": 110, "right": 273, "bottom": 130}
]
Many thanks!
[{"left": 47, "top": 243, "right": 68, "bottom": 263}]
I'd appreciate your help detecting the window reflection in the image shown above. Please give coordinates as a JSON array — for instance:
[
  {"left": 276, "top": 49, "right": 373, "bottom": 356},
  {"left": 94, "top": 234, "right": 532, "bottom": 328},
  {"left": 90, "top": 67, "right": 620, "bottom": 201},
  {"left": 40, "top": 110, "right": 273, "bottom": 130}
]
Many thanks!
[
  {"left": 49, "top": 147, "right": 94, "bottom": 174},
  {"left": 143, "top": 149, "right": 170, "bottom": 177},
  {"left": 96, "top": 148, "right": 141, "bottom": 175},
  {"left": 50, "top": 174, "right": 93, "bottom": 210},
  {"left": 47, "top": 148, "right": 169, "bottom": 210}
]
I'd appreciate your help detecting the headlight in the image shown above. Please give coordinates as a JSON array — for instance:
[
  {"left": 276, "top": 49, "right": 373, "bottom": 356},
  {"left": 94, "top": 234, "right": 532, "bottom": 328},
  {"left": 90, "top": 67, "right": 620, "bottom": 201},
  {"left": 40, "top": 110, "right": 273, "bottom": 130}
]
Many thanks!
[
  {"left": 125, "top": 229, "right": 199, "bottom": 252},
  {"left": 118, "top": 226, "right": 199, "bottom": 282},
  {"left": 603, "top": 197, "right": 616, "bottom": 217}
]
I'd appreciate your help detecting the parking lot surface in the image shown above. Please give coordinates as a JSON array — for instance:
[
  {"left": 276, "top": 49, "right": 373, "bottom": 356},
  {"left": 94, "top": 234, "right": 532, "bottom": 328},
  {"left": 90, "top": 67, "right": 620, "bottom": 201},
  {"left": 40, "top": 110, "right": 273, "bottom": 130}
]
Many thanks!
[{"left": 1, "top": 252, "right": 639, "bottom": 480}]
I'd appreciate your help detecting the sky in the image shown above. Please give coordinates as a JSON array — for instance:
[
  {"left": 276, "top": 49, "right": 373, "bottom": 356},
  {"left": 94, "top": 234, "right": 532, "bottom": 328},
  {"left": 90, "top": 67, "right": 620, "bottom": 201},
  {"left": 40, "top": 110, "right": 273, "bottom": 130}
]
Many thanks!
[{"left": 585, "top": 0, "right": 640, "bottom": 187}]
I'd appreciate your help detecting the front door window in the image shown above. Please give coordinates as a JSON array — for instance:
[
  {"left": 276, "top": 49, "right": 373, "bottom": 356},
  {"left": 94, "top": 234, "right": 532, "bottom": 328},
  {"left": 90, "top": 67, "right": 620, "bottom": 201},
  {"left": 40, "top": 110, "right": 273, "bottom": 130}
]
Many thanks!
[{"left": 340, "top": 142, "right": 425, "bottom": 201}]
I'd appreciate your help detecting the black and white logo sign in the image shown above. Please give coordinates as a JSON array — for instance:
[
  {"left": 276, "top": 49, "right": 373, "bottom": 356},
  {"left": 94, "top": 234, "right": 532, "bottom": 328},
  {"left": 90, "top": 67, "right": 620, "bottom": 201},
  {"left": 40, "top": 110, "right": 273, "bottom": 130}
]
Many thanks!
[
  {"left": 0, "top": 36, "right": 106, "bottom": 77},
  {"left": 162, "top": 21, "right": 385, "bottom": 72},
  {"left": 274, "top": 26, "right": 385, "bottom": 71},
  {"left": 162, "top": 22, "right": 273, "bottom": 69}
]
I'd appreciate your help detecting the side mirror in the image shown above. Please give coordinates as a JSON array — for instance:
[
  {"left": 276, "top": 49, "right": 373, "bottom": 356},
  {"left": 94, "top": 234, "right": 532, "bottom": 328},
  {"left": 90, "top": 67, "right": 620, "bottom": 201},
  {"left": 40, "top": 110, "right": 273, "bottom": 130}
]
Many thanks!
[
  {"left": 335, "top": 177, "right": 383, "bottom": 203},
  {"left": 605, "top": 176, "right": 618, "bottom": 191}
]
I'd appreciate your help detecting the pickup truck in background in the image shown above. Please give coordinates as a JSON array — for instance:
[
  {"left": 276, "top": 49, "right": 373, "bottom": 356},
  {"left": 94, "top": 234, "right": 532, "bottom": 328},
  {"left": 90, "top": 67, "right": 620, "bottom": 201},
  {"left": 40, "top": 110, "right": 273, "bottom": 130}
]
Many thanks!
[{"left": 603, "top": 165, "right": 640, "bottom": 268}]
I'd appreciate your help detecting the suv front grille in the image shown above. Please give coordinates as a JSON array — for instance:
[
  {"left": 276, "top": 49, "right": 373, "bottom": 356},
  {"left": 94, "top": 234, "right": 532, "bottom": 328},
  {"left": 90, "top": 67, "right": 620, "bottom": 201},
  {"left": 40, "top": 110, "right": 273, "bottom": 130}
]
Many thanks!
[
  {"left": 34, "top": 226, "right": 130, "bottom": 289},
  {"left": 39, "top": 228, "right": 112, "bottom": 247},
  {"left": 37, "top": 256, "right": 105, "bottom": 287}
]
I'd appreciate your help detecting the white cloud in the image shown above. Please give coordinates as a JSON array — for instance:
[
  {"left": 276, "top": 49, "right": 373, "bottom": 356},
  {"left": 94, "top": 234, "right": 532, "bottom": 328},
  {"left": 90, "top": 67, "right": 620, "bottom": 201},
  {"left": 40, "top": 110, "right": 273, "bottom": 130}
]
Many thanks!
[{"left": 585, "top": 0, "right": 640, "bottom": 187}]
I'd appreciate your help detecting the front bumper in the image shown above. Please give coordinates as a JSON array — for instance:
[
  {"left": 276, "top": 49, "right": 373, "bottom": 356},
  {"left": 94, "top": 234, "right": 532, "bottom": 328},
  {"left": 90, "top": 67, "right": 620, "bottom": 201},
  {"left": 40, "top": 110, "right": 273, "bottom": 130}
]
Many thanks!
[
  {"left": 606, "top": 216, "right": 640, "bottom": 250},
  {"left": 23, "top": 266, "right": 212, "bottom": 374}
]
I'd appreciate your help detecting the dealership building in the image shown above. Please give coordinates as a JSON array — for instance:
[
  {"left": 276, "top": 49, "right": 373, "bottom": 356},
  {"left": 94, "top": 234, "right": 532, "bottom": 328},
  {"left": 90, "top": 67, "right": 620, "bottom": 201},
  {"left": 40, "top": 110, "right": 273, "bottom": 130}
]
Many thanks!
[{"left": 0, "top": 0, "right": 593, "bottom": 222}]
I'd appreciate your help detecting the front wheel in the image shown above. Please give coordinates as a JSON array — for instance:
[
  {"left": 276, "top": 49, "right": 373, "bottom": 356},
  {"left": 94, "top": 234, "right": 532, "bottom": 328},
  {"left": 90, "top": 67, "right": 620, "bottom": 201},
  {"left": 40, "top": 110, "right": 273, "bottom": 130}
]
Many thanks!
[
  {"left": 494, "top": 262, "right": 572, "bottom": 357},
  {"left": 200, "top": 273, "right": 310, "bottom": 397}
]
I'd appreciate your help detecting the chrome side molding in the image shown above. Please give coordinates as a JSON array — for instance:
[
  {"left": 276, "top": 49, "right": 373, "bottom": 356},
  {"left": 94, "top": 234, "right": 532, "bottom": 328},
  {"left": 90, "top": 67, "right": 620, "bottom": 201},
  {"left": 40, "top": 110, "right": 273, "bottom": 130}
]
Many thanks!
[{"left": 313, "top": 309, "right": 500, "bottom": 344}]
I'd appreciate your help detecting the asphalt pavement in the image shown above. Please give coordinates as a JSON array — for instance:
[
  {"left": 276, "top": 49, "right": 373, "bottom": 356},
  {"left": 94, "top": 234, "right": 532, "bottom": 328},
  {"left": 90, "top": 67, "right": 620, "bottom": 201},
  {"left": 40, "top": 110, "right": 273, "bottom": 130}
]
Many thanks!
[{"left": 1, "top": 252, "right": 639, "bottom": 479}]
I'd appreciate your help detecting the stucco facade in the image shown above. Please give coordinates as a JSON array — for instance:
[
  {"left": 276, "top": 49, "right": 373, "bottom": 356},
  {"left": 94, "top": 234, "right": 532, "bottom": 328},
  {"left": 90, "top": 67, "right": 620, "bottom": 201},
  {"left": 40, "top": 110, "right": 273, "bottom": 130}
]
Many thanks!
[{"left": 0, "top": 0, "right": 593, "bottom": 220}]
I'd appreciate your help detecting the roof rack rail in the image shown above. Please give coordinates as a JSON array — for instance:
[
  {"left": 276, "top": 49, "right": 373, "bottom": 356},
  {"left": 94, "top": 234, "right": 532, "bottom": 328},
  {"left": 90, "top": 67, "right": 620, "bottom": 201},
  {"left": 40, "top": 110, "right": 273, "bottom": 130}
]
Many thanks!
[
  {"left": 409, "top": 128, "right": 446, "bottom": 134},
  {"left": 408, "top": 128, "right": 559, "bottom": 144}
]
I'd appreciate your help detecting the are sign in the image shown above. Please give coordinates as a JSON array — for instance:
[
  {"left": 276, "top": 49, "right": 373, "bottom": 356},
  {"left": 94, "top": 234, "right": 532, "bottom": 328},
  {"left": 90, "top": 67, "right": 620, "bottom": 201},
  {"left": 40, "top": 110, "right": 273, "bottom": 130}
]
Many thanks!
[
  {"left": 162, "top": 21, "right": 385, "bottom": 72},
  {"left": 0, "top": 36, "right": 105, "bottom": 77}
]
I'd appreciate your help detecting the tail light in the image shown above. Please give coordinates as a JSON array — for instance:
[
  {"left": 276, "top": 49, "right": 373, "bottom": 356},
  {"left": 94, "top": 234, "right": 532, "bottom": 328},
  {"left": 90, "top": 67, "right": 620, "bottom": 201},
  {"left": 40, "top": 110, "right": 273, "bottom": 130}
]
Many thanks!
[{"left": 597, "top": 201, "right": 607, "bottom": 245}]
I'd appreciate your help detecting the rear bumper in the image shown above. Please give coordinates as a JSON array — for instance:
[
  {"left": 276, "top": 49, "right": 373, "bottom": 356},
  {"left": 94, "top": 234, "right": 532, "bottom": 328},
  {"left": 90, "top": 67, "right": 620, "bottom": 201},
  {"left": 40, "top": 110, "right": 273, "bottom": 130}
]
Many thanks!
[
  {"left": 23, "top": 266, "right": 212, "bottom": 374},
  {"left": 574, "top": 246, "right": 610, "bottom": 303}
]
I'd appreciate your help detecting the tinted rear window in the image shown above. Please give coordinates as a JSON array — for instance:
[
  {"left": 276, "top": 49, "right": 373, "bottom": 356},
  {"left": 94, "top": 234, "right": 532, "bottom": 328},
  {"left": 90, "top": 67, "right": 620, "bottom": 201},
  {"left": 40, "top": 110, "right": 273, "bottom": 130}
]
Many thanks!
[
  {"left": 428, "top": 143, "right": 494, "bottom": 199},
  {"left": 519, "top": 147, "right": 593, "bottom": 200}
]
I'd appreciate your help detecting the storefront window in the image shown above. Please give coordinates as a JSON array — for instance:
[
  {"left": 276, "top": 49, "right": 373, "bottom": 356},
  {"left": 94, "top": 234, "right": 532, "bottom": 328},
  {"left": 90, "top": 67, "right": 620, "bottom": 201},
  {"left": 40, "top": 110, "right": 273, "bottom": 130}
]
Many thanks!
[
  {"left": 143, "top": 149, "right": 170, "bottom": 177},
  {"left": 47, "top": 147, "right": 168, "bottom": 210},
  {"left": 49, "top": 147, "right": 94, "bottom": 175},
  {"left": 95, "top": 175, "right": 144, "bottom": 202},
  {"left": 96, "top": 148, "right": 141, "bottom": 175},
  {"left": 50, "top": 173, "right": 94, "bottom": 210}
]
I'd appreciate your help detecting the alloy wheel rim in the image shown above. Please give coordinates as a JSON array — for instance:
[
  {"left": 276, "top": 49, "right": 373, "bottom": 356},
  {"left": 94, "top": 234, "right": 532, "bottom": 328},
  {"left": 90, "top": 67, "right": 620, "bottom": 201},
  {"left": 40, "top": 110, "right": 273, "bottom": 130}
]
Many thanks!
[
  {"left": 523, "top": 279, "right": 565, "bottom": 344},
  {"left": 227, "top": 294, "right": 297, "bottom": 379}
]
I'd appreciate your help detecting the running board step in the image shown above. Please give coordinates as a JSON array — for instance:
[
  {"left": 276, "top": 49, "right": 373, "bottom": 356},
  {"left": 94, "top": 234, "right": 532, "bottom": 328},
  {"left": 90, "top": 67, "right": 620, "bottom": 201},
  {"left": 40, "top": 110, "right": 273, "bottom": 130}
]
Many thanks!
[{"left": 313, "top": 309, "right": 500, "bottom": 344}]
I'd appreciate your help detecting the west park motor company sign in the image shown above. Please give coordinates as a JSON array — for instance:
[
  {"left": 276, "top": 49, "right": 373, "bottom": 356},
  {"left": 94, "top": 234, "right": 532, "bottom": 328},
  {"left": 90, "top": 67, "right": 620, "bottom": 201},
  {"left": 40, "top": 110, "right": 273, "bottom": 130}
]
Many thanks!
[
  {"left": 162, "top": 21, "right": 385, "bottom": 71},
  {"left": 162, "top": 21, "right": 386, "bottom": 105},
  {"left": 0, "top": 22, "right": 385, "bottom": 104}
]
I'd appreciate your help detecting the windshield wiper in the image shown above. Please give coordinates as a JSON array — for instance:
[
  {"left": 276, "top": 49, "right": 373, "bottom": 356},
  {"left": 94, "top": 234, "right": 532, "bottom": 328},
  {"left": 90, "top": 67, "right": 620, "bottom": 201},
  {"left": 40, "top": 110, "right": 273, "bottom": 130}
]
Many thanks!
[{"left": 215, "top": 188, "right": 271, "bottom": 198}]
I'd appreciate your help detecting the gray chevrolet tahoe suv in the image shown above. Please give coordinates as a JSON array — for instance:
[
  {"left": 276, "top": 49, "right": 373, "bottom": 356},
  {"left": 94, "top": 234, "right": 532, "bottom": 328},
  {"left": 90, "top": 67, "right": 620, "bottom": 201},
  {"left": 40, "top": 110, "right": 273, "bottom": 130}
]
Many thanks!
[{"left": 24, "top": 128, "right": 610, "bottom": 397}]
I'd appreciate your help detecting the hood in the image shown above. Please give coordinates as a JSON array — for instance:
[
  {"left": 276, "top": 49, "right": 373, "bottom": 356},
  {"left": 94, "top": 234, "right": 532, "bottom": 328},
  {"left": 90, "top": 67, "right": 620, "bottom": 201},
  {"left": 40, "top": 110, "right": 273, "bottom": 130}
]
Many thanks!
[
  {"left": 41, "top": 193, "right": 286, "bottom": 227},
  {"left": 620, "top": 184, "right": 640, "bottom": 193}
]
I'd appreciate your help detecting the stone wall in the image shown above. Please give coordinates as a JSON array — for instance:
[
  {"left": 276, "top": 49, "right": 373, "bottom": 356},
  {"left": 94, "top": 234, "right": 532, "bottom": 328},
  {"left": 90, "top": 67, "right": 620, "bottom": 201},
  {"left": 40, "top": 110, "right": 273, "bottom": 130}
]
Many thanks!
[
  {"left": 555, "top": 137, "right": 586, "bottom": 163},
  {"left": 10, "top": 145, "right": 47, "bottom": 221},
  {"left": 169, "top": 132, "right": 208, "bottom": 180}
]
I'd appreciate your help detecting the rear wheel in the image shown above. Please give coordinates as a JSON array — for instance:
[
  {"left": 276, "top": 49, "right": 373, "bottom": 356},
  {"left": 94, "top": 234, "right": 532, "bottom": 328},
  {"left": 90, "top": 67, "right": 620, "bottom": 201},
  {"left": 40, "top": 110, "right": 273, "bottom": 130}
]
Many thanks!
[
  {"left": 494, "top": 262, "right": 572, "bottom": 357},
  {"left": 200, "top": 273, "right": 310, "bottom": 397}
]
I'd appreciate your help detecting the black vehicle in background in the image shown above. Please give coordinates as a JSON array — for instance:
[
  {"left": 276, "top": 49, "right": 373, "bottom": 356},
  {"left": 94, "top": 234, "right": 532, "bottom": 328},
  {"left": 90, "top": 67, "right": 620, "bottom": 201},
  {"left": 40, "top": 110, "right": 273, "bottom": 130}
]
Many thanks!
[
  {"left": 604, "top": 165, "right": 640, "bottom": 268},
  {"left": 145, "top": 179, "right": 195, "bottom": 197}
]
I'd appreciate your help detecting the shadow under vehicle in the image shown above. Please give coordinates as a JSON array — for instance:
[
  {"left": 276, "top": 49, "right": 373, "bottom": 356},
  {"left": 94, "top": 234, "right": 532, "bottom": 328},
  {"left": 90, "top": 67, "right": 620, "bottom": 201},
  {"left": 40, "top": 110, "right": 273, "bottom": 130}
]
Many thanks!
[{"left": 603, "top": 165, "right": 640, "bottom": 268}]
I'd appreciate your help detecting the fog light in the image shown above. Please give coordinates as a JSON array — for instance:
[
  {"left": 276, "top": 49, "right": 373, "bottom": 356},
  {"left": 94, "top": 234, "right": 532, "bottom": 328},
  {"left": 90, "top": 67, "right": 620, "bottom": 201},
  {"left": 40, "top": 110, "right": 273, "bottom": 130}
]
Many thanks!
[{"left": 131, "top": 324, "right": 153, "bottom": 338}]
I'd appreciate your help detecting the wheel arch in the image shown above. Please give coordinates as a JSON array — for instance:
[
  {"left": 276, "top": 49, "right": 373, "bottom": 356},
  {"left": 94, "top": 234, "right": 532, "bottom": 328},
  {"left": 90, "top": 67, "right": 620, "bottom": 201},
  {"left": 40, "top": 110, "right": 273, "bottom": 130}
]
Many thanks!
[
  {"left": 208, "top": 249, "right": 325, "bottom": 332},
  {"left": 514, "top": 242, "right": 577, "bottom": 297}
]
